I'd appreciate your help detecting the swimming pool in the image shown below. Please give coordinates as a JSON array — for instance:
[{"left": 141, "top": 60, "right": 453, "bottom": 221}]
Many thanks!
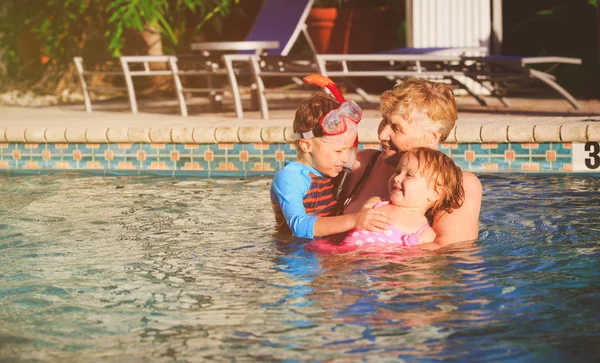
[{"left": 0, "top": 174, "right": 598, "bottom": 361}]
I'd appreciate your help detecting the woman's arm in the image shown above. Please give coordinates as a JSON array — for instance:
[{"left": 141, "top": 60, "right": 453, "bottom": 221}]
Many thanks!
[{"left": 432, "top": 171, "right": 482, "bottom": 247}]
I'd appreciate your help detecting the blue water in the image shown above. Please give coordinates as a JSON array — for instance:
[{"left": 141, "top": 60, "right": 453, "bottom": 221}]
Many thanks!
[{"left": 0, "top": 174, "right": 598, "bottom": 362}]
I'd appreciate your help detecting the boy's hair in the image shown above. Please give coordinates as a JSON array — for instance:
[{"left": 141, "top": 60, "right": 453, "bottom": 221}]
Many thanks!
[
  {"left": 293, "top": 92, "right": 340, "bottom": 134},
  {"left": 293, "top": 92, "right": 340, "bottom": 157},
  {"left": 379, "top": 78, "right": 458, "bottom": 142},
  {"left": 403, "top": 147, "right": 464, "bottom": 224}
]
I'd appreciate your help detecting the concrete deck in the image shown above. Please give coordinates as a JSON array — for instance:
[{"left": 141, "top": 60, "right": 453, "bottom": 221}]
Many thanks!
[{"left": 1, "top": 96, "right": 599, "bottom": 144}]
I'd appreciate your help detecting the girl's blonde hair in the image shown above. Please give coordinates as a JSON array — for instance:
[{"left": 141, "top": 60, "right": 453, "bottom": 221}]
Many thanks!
[
  {"left": 402, "top": 147, "right": 464, "bottom": 223},
  {"left": 380, "top": 78, "right": 458, "bottom": 142}
]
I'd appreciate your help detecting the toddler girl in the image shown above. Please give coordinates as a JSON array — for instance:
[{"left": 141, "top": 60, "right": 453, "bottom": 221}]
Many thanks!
[{"left": 307, "top": 147, "right": 465, "bottom": 253}]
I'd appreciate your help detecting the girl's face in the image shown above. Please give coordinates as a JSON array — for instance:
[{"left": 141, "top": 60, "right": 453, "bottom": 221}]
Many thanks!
[{"left": 388, "top": 154, "right": 439, "bottom": 209}]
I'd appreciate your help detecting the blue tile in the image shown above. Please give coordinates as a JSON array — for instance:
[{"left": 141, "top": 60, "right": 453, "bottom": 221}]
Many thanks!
[
  {"left": 174, "top": 143, "right": 189, "bottom": 153},
  {"left": 143, "top": 144, "right": 173, "bottom": 156},
  {"left": 454, "top": 144, "right": 470, "bottom": 155},
  {"left": 490, "top": 157, "right": 511, "bottom": 170},
  {"left": 469, "top": 158, "right": 486, "bottom": 169},
  {"left": 553, "top": 156, "right": 572, "bottom": 171},
  {"left": 531, "top": 152, "right": 548, "bottom": 161},
  {"left": 229, "top": 143, "right": 244, "bottom": 153},
  {"left": 510, "top": 143, "right": 533, "bottom": 156},
  {"left": 452, "top": 159, "right": 470, "bottom": 170},
  {"left": 552, "top": 142, "right": 573, "bottom": 156},
  {"left": 208, "top": 143, "right": 228, "bottom": 156},
  {"left": 281, "top": 144, "right": 297, "bottom": 154},
  {"left": 437, "top": 144, "right": 453, "bottom": 154},
  {"left": 469, "top": 143, "right": 488, "bottom": 154},
  {"left": 46, "top": 144, "right": 75, "bottom": 154},
  {"left": 488, "top": 143, "right": 510, "bottom": 155},
  {"left": 536, "top": 143, "right": 551, "bottom": 153},
  {"left": 0, "top": 159, "right": 17, "bottom": 168},
  {"left": 229, "top": 160, "right": 245, "bottom": 172},
  {"left": 251, "top": 143, "right": 279, "bottom": 154}
]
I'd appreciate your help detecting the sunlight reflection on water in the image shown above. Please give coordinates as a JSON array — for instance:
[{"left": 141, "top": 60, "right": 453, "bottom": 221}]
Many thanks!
[{"left": 0, "top": 174, "right": 598, "bottom": 361}]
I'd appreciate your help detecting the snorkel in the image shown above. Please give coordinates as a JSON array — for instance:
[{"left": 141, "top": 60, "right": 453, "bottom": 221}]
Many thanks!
[{"left": 303, "top": 74, "right": 359, "bottom": 205}]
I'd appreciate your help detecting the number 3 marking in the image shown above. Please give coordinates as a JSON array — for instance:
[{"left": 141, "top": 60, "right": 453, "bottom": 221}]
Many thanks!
[{"left": 584, "top": 142, "right": 600, "bottom": 169}]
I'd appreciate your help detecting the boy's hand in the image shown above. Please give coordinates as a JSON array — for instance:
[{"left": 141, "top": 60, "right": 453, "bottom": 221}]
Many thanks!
[
  {"left": 361, "top": 196, "right": 382, "bottom": 210},
  {"left": 354, "top": 206, "right": 389, "bottom": 232}
]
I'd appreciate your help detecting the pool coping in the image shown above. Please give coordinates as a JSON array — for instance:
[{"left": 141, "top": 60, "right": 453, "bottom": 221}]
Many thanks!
[{"left": 1, "top": 105, "right": 599, "bottom": 144}]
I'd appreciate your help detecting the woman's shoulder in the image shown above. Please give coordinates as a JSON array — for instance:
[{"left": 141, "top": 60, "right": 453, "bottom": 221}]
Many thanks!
[
  {"left": 461, "top": 171, "right": 483, "bottom": 195},
  {"left": 352, "top": 149, "right": 381, "bottom": 172},
  {"left": 355, "top": 148, "right": 381, "bottom": 162}
]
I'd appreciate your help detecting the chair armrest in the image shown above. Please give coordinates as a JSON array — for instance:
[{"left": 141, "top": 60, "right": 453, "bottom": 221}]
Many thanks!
[
  {"left": 520, "top": 57, "right": 582, "bottom": 65},
  {"left": 191, "top": 41, "right": 279, "bottom": 53}
]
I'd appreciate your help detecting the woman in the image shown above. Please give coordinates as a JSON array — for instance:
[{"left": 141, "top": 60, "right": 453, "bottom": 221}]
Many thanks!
[{"left": 341, "top": 78, "right": 482, "bottom": 247}]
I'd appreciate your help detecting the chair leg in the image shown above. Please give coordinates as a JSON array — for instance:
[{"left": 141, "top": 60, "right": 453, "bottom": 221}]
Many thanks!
[
  {"left": 529, "top": 68, "right": 582, "bottom": 110},
  {"left": 449, "top": 77, "right": 488, "bottom": 107},
  {"left": 223, "top": 55, "right": 244, "bottom": 118},
  {"left": 73, "top": 57, "right": 92, "bottom": 112},
  {"left": 250, "top": 83, "right": 260, "bottom": 111},
  {"left": 465, "top": 76, "right": 511, "bottom": 107},
  {"left": 249, "top": 56, "right": 270, "bottom": 120},
  {"left": 169, "top": 56, "right": 188, "bottom": 117},
  {"left": 119, "top": 57, "right": 139, "bottom": 115}
]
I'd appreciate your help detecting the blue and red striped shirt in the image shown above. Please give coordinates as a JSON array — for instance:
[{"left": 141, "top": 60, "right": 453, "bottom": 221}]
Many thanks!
[{"left": 271, "top": 161, "right": 338, "bottom": 239}]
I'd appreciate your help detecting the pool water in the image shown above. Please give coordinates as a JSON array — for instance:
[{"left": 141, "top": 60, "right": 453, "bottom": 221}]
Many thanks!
[{"left": 0, "top": 174, "right": 598, "bottom": 362}]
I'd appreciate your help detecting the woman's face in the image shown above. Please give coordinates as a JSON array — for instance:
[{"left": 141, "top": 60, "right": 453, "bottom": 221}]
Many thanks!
[{"left": 377, "top": 108, "right": 432, "bottom": 160}]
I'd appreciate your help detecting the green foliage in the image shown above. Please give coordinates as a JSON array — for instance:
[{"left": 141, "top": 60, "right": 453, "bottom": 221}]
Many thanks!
[
  {"left": 106, "top": 0, "right": 242, "bottom": 56},
  {"left": 0, "top": 0, "right": 240, "bottom": 83}
]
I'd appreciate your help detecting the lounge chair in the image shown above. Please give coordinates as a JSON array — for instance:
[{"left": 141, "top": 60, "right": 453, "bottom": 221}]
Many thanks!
[
  {"left": 249, "top": 52, "right": 582, "bottom": 119},
  {"left": 248, "top": 0, "right": 582, "bottom": 119},
  {"left": 73, "top": 0, "right": 316, "bottom": 117}
]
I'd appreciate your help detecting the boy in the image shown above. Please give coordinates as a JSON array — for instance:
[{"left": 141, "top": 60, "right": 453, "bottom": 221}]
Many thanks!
[{"left": 270, "top": 93, "right": 389, "bottom": 239}]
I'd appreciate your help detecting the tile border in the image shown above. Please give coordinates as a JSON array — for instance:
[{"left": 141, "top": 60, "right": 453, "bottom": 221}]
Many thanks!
[{"left": 1, "top": 141, "right": 598, "bottom": 176}]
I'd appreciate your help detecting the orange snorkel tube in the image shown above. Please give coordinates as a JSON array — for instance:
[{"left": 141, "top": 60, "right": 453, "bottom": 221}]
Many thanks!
[
  {"left": 303, "top": 74, "right": 346, "bottom": 103},
  {"left": 303, "top": 74, "right": 357, "bottom": 210}
]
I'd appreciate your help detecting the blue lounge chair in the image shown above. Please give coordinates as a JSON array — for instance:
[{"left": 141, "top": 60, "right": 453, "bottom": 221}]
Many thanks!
[
  {"left": 74, "top": 0, "right": 316, "bottom": 117},
  {"left": 247, "top": 0, "right": 582, "bottom": 119},
  {"left": 249, "top": 51, "right": 582, "bottom": 119},
  {"left": 188, "top": 0, "right": 317, "bottom": 118}
]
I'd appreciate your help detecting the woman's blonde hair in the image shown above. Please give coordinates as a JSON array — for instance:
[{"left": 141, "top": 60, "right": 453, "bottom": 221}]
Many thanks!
[
  {"left": 402, "top": 147, "right": 464, "bottom": 223},
  {"left": 380, "top": 78, "right": 458, "bottom": 142}
]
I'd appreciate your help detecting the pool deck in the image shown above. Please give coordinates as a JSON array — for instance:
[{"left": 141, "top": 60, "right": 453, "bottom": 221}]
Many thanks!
[{"left": 1, "top": 95, "right": 599, "bottom": 144}]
